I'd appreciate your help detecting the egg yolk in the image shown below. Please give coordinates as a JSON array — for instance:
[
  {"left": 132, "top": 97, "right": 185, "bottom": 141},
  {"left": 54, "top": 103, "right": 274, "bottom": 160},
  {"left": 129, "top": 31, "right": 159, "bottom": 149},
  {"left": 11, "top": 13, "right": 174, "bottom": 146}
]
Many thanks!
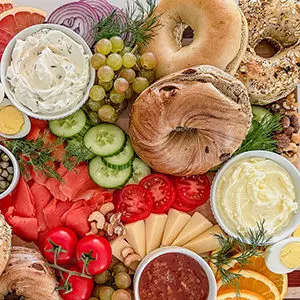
[{"left": 280, "top": 242, "right": 300, "bottom": 269}]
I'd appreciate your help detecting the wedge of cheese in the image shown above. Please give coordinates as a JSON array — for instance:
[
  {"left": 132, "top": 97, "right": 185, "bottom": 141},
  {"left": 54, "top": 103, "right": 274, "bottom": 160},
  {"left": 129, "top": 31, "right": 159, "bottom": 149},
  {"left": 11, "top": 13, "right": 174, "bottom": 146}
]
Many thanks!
[
  {"left": 145, "top": 213, "right": 168, "bottom": 254},
  {"left": 172, "top": 212, "right": 213, "bottom": 246},
  {"left": 162, "top": 209, "right": 191, "bottom": 246},
  {"left": 183, "top": 225, "right": 223, "bottom": 254},
  {"left": 110, "top": 237, "right": 132, "bottom": 262},
  {"left": 125, "top": 220, "right": 146, "bottom": 258}
]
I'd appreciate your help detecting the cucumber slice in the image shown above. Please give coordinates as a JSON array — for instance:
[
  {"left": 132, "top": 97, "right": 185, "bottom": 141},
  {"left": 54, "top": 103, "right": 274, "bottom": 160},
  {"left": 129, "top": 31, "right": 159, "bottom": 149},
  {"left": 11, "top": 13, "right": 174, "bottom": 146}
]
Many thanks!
[
  {"left": 89, "top": 156, "right": 132, "bottom": 189},
  {"left": 127, "top": 157, "right": 151, "bottom": 184},
  {"left": 103, "top": 139, "right": 135, "bottom": 170},
  {"left": 49, "top": 109, "right": 87, "bottom": 138},
  {"left": 252, "top": 106, "right": 271, "bottom": 123},
  {"left": 84, "top": 124, "right": 126, "bottom": 157},
  {"left": 66, "top": 138, "right": 95, "bottom": 161}
]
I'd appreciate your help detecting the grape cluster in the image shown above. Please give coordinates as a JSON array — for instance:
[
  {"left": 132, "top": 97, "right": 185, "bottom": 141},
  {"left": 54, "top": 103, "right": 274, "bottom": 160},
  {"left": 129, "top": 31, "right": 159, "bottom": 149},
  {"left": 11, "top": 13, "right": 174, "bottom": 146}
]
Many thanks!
[
  {"left": 86, "top": 36, "right": 157, "bottom": 125},
  {"left": 90, "top": 261, "right": 134, "bottom": 300}
]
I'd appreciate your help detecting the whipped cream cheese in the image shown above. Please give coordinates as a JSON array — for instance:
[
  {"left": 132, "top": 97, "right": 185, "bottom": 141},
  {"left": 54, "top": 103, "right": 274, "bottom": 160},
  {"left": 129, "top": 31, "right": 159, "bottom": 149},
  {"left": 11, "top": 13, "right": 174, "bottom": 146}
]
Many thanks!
[
  {"left": 6, "top": 29, "right": 90, "bottom": 114},
  {"left": 216, "top": 157, "right": 298, "bottom": 235}
]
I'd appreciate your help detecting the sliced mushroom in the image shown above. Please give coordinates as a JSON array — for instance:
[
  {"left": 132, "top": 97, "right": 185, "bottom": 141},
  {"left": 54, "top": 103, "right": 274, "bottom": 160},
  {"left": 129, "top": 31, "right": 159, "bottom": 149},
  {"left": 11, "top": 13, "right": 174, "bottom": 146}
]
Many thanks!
[
  {"left": 0, "top": 247, "right": 60, "bottom": 299},
  {"left": 121, "top": 247, "right": 135, "bottom": 259},
  {"left": 124, "top": 254, "right": 142, "bottom": 271}
]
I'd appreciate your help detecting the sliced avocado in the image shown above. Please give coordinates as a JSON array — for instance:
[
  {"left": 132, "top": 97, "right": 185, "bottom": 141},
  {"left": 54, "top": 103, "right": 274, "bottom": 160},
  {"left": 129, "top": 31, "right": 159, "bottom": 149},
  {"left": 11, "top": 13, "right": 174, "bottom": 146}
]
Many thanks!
[{"left": 252, "top": 106, "right": 271, "bottom": 123}]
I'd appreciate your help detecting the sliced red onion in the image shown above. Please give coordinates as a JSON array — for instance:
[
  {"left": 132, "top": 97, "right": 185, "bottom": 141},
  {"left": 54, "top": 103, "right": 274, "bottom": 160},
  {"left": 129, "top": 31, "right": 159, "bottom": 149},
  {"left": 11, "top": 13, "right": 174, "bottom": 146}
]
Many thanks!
[
  {"left": 80, "top": 0, "right": 115, "bottom": 18},
  {"left": 47, "top": 1, "right": 99, "bottom": 47}
]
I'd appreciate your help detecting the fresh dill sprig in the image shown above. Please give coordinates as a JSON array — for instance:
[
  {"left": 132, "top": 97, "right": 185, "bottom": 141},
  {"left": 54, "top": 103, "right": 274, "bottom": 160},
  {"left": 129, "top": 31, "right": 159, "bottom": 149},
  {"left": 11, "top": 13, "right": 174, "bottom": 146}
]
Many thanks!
[
  {"left": 208, "top": 220, "right": 271, "bottom": 288},
  {"left": 235, "top": 113, "right": 282, "bottom": 155},
  {"left": 94, "top": 0, "right": 162, "bottom": 47}
]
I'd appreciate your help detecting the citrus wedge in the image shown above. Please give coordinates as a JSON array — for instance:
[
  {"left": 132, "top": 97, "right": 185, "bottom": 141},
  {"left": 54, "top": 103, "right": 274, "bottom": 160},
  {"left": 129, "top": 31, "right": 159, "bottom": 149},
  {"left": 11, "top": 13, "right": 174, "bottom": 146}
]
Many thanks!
[
  {"left": 217, "top": 288, "right": 265, "bottom": 300},
  {"left": 0, "top": 7, "right": 46, "bottom": 58},
  {"left": 226, "top": 254, "right": 288, "bottom": 299},
  {"left": 0, "top": 0, "right": 13, "bottom": 14},
  {"left": 217, "top": 269, "right": 281, "bottom": 300}
]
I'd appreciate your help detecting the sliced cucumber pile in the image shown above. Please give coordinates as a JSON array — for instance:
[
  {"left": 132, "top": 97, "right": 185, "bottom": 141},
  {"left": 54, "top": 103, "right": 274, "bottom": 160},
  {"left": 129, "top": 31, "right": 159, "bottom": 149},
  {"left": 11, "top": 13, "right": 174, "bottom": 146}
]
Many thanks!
[
  {"left": 84, "top": 124, "right": 126, "bottom": 157},
  {"left": 89, "top": 156, "right": 132, "bottom": 189},
  {"left": 49, "top": 109, "right": 88, "bottom": 138},
  {"left": 127, "top": 157, "right": 151, "bottom": 184},
  {"left": 103, "top": 139, "right": 135, "bottom": 170}
]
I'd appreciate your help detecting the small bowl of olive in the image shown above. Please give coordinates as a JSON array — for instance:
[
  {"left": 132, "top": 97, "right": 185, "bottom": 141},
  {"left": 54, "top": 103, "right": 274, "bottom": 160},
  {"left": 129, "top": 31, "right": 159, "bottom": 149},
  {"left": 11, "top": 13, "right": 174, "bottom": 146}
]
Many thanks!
[{"left": 0, "top": 145, "right": 20, "bottom": 199}]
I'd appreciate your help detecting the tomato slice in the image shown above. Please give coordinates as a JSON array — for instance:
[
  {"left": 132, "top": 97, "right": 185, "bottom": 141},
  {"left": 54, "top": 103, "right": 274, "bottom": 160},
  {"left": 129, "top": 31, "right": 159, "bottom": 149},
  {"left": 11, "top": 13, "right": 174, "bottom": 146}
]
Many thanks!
[
  {"left": 116, "top": 184, "right": 153, "bottom": 223},
  {"left": 140, "top": 174, "right": 176, "bottom": 213},
  {"left": 174, "top": 175, "right": 210, "bottom": 207},
  {"left": 172, "top": 198, "right": 197, "bottom": 213}
]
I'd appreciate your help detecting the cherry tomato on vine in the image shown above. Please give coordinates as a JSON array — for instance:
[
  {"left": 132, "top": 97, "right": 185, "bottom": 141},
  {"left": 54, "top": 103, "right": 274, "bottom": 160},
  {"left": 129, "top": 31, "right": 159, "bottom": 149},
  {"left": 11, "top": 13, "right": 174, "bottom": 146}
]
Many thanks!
[
  {"left": 76, "top": 235, "right": 112, "bottom": 275},
  {"left": 140, "top": 174, "right": 176, "bottom": 213},
  {"left": 174, "top": 175, "right": 211, "bottom": 207},
  {"left": 42, "top": 226, "right": 78, "bottom": 264},
  {"left": 59, "top": 266, "right": 94, "bottom": 300}
]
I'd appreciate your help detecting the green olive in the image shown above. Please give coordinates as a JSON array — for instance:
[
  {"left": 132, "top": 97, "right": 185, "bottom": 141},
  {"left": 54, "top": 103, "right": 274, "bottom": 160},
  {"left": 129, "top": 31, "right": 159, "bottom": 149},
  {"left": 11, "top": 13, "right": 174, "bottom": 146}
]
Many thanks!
[
  {"left": 94, "top": 270, "right": 110, "bottom": 284},
  {"left": 93, "top": 285, "right": 103, "bottom": 297},
  {"left": 115, "top": 272, "right": 131, "bottom": 289},
  {"left": 111, "top": 289, "right": 132, "bottom": 300},
  {"left": 112, "top": 262, "right": 128, "bottom": 275},
  {"left": 100, "top": 286, "right": 115, "bottom": 300}
]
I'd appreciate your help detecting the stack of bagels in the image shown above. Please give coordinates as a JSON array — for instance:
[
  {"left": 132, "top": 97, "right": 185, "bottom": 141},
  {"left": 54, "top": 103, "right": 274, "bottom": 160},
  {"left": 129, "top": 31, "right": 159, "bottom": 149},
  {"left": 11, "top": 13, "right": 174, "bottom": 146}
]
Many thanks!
[{"left": 129, "top": 0, "right": 300, "bottom": 176}]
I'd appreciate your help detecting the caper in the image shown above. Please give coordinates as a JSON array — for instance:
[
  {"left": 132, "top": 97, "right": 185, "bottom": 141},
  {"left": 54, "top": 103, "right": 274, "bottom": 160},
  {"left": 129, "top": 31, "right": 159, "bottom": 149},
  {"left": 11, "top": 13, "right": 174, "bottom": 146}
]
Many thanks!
[
  {"left": 1, "top": 170, "right": 8, "bottom": 178},
  {"left": 7, "top": 167, "right": 13, "bottom": 174},
  {"left": 0, "top": 162, "right": 9, "bottom": 169},
  {"left": 0, "top": 181, "right": 6, "bottom": 189},
  {"left": 1, "top": 154, "right": 9, "bottom": 162},
  {"left": 7, "top": 175, "right": 13, "bottom": 182}
]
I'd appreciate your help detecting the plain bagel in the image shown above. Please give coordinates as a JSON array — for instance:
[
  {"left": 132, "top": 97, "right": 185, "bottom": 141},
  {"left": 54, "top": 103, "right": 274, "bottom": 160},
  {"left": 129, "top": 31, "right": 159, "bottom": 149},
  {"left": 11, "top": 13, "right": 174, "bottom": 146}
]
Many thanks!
[
  {"left": 129, "top": 66, "right": 252, "bottom": 176},
  {"left": 237, "top": 0, "right": 300, "bottom": 105},
  {"left": 146, "top": 0, "right": 248, "bottom": 79}
]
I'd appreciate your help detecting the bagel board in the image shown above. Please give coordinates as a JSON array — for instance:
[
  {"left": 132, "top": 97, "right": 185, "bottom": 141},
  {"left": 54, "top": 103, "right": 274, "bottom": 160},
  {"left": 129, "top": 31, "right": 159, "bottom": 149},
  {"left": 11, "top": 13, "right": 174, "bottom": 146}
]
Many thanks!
[{"left": 0, "top": 0, "right": 299, "bottom": 299}]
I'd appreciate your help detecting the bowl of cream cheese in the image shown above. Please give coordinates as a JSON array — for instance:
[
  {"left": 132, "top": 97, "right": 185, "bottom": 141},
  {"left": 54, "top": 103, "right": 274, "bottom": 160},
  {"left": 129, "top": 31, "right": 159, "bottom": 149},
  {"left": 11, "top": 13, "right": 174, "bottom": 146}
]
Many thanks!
[
  {"left": 210, "top": 151, "right": 300, "bottom": 245},
  {"left": 0, "top": 24, "right": 95, "bottom": 120}
]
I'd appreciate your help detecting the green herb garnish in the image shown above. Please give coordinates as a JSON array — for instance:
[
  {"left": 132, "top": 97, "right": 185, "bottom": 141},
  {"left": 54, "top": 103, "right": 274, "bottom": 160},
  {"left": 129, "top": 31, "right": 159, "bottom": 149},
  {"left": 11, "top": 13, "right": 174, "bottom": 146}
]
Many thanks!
[
  {"left": 208, "top": 220, "right": 271, "bottom": 289},
  {"left": 94, "top": 0, "right": 162, "bottom": 47},
  {"left": 235, "top": 113, "right": 282, "bottom": 155}
]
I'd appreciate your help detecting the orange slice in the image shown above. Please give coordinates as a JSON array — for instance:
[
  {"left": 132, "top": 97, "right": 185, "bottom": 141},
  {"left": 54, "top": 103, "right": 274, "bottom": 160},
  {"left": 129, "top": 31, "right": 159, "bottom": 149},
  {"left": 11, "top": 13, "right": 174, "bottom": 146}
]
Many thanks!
[
  {"left": 217, "top": 269, "right": 281, "bottom": 300},
  {"left": 0, "top": 0, "right": 13, "bottom": 14},
  {"left": 0, "top": 7, "right": 46, "bottom": 58},
  {"left": 217, "top": 288, "right": 265, "bottom": 300}
]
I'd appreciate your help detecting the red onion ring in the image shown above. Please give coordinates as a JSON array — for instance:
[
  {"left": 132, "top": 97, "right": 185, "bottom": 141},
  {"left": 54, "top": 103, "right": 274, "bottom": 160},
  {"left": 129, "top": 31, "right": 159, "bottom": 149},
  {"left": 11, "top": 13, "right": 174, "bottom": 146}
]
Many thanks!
[
  {"left": 80, "top": 0, "right": 115, "bottom": 18},
  {"left": 47, "top": 1, "right": 99, "bottom": 47}
]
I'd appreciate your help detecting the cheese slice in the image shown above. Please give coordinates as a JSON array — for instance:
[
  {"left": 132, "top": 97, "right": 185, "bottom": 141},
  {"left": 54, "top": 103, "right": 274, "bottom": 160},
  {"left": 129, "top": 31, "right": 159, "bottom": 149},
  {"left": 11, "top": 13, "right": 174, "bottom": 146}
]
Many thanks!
[
  {"left": 172, "top": 212, "right": 213, "bottom": 246},
  {"left": 162, "top": 209, "right": 191, "bottom": 246},
  {"left": 183, "top": 225, "right": 223, "bottom": 254},
  {"left": 145, "top": 213, "right": 168, "bottom": 254},
  {"left": 110, "top": 237, "right": 131, "bottom": 262},
  {"left": 125, "top": 220, "right": 146, "bottom": 258}
]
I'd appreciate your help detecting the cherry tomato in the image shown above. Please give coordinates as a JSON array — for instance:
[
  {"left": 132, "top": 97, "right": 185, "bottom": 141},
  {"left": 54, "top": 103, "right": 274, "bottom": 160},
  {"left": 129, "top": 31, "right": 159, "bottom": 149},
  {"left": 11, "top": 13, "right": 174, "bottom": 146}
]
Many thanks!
[
  {"left": 174, "top": 175, "right": 210, "bottom": 207},
  {"left": 59, "top": 266, "right": 94, "bottom": 300},
  {"left": 116, "top": 184, "right": 154, "bottom": 223},
  {"left": 42, "top": 227, "right": 78, "bottom": 264},
  {"left": 172, "top": 198, "right": 197, "bottom": 213},
  {"left": 76, "top": 235, "right": 112, "bottom": 275},
  {"left": 140, "top": 174, "right": 176, "bottom": 213}
]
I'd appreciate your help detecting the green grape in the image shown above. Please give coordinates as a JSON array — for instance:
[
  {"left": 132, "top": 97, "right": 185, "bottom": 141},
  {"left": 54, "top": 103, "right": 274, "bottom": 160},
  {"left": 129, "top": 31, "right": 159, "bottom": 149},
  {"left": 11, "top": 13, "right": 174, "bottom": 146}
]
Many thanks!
[
  {"left": 120, "top": 46, "right": 132, "bottom": 56},
  {"left": 125, "top": 86, "right": 134, "bottom": 99},
  {"left": 89, "top": 85, "right": 106, "bottom": 101},
  {"left": 115, "top": 272, "right": 131, "bottom": 289},
  {"left": 98, "top": 105, "right": 118, "bottom": 123},
  {"left": 88, "top": 99, "right": 104, "bottom": 111},
  {"left": 91, "top": 53, "right": 106, "bottom": 70},
  {"left": 110, "top": 89, "right": 125, "bottom": 104},
  {"left": 99, "top": 80, "right": 114, "bottom": 91},
  {"left": 89, "top": 298, "right": 99, "bottom": 300},
  {"left": 140, "top": 52, "right": 157, "bottom": 70},
  {"left": 100, "top": 286, "right": 115, "bottom": 300},
  {"left": 132, "top": 77, "right": 149, "bottom": 94},
  {"left": 111, "top": 289, "right": 132, "bottom": 300},
  {"left": 140, "top": 69, "right": 155, "bottom": 84},
  {"left": 96, "top": 39, "right": 112, "bottom": 55},
  {"left": 122, "top": 53, "right": 137, "bottom": 68},
  {"left": 88, "top": 111, "right": 101, "bottom": 125},
  {"left": 133, "top": 55, "right": 142, "bottom": 71},
  {"left": 94, "top": 270, "right": 110, "bottom": 285},
  {"left": 112, "top": 262, "right": 128, "bottom": 275},
  {"left": 110, "top": 36, "right": 124, "bottom": 53},
  {"left": 106, "top": 53, "right": 123, "bottom": 71},
  {"left": 119, "top": 69, "right": 136, "bottom": 84},
  {"left": 97, "top": 66, "right": 115, "bottom": 82},
  {"left": 114, "top": 78, "right": 129, "bottom": 94},
  {"left": 93, "top": 285, "right": 103, "bottom": 297}
]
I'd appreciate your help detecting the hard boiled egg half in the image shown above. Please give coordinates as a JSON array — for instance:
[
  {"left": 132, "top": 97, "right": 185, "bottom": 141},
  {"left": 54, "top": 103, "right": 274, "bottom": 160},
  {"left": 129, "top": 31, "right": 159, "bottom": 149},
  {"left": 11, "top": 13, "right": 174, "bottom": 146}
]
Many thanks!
[{"left": 265, "top": 237, "right": 300, "bottom": 274}]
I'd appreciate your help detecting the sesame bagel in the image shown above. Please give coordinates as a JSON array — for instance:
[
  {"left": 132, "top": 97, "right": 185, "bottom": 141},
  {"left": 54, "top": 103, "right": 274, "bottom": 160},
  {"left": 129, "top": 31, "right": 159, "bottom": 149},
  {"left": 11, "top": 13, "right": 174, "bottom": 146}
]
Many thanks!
[
  {"left": 147, "top": 0, "right": 248, "bottom": 79},
  {"left": 237, "top": 0, "right": 300, "bottom": 105},
  {"left": 129, "top": 66, "right": 252, "bottom": 176}
]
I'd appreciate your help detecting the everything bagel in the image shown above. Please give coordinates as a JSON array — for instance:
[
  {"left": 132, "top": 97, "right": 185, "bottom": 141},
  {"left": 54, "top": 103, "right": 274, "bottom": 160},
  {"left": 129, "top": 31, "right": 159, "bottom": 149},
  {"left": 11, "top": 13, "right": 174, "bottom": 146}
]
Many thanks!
[
  {"left": 237, "top": 0, "right": 300, "bottom": 105},
  {"left": 146, "top": 0, "right": 248, "bottom": 79}
]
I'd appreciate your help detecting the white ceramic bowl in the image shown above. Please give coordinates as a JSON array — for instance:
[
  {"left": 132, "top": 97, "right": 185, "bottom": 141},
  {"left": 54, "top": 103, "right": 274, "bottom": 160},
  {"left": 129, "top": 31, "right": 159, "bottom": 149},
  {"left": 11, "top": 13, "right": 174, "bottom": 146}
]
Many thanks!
[
  {"left": 0, "top": 24, "right": 95, "bottom": 120},
  {"left": 210, "top": 151, "right": 300, "bottom": 245},
  {"left": 0, "top": 145, "right": 20, "bottom": 199},
  {"left": 134, "top": 247, "right": 217, "bottom": 300}
]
